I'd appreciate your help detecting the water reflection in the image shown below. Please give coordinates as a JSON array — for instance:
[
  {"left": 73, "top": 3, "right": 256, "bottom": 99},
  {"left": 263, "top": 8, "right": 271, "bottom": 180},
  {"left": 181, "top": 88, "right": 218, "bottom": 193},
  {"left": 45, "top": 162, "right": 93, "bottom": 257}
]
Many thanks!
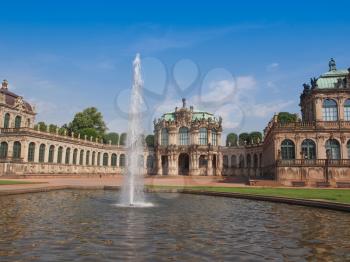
[{"left": 0, "top": 190, "right": 349, "bottom": 261}]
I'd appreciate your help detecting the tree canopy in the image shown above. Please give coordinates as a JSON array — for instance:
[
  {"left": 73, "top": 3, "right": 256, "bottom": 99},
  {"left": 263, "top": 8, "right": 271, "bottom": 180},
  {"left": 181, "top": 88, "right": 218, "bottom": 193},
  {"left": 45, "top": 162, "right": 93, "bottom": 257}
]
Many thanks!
[
  {"left": 249, "top": 131, "right": 263, "bottom": 144},
  {"left": 226, "top": 133, "right": 238, "bottom": 146},
  {"left": 239, "top": 133, "right": 250, "bottom": 145},
  {"left": 120, "top": 133, "right": 127, "bottom": 146},
  {"left": 103, "top": 132, "right": 119, "bottom": 145},
  {"left": 277, "top": 112, "right": 298, "bottom": 124},
  {"left": 145, "top": 134, "right": 155, "bottom": 147}
]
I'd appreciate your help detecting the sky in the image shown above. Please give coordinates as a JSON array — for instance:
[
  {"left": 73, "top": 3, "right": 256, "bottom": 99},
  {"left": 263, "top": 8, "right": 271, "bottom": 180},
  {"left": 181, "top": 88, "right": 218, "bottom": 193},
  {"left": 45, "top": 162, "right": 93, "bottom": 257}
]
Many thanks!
[{"left": 0, "top": 1, "right": 350, "bottom": 141}]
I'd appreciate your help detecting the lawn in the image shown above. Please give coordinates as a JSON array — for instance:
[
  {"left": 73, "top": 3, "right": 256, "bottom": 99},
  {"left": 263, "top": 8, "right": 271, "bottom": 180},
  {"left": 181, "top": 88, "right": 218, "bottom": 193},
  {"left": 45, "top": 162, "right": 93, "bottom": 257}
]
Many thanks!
[
  {"left": 147, "top": 185, "right": 350, "bottom": 204},
  {"left": 0, "top": 180, "right": 41, "bottom": 185}
]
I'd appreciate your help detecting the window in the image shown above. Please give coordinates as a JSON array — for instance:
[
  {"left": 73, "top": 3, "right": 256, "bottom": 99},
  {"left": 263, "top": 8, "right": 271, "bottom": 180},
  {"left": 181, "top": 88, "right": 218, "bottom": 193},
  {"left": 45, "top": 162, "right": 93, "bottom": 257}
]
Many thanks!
[
  {"left": 246, "top": 154, "right": 251, "bottom": 168},
  {"left": 161, "top": 128, "right": 168, "bottom": 146},
  {"left": 281, "top": 139, "right": 295, "bottom": 160},
  {"left": 103, "top": 153, "right": 108, "bottom": 166},
  {"left": 347, "top": 140, "right": 350, "bottom": 159},
  {"left": 179, "top": 127, "right": 189, "bottom": 145},
  {"left": 301, "top": 139, "right": 316, "bottom": 160},
  {"left": 14, "top": 116, "right": 21, "bottom": 128},
  {"left": 28, "top": 142, "right": 35, "bottom": 162},
  {"left": 48, "top": 145, "right": 54, "bottom": 163},
  {"left": 97, "top": 152, "right": 101, "bottom": 166},
  {"left": 86, "top": 151, "right": 90, "bottom": 165},
  {"left": 65, "top": 148, "right": 71, "bottom": 164},
  {"left": 223, "top": 155, "right": 229, "bottom": 168},
  {"left": 147, "top": 155, "right": 154, "bottom": 169},
  {"left": 239, "top": 155, "right": 244, "bottom": 168},
  {"left": 231, "top": 155, "right": 237, "bottom": 168},
  {"left": 199, "top": 155, "right": 207, "bottom": 167},
  {"left": 322, "top": 99, "right": 338, "bottom": 121},
  {"left": 253, "top": 154, "right": 258, "bottom": 168},
  {"left": 79, "top": 150, "right": 84, "bottom": 165},
  {"left": 119, "top": 154, "right": 126, "bottom": 167},
  {"left": 111, "top": 153, "right": 117, "bottom": 166},
  {"left": 3, "top": 113, "right": 10, "bottom": 128},
  {"left": 0, "top": 142, "right": 8, "bottom": 158},
  {"left": 73, "top": 149, "right": 78, "bottom": 164},
  {"left": 39, "top": 144, "right": 46, "bottom": 162},
  {"left": 344, "top": 99, "right": 350, "bottom": 121},
  {"left": 211, "top": 129, "right": 217, "bottom": 146},
  {"left": 199, "top": 128, "right": 208, "bottom": 145},
  {"left": 57, "top": 146, "right": 63, "bottom": 164},
  {"left": 326, "top": 139, "right": 341, "bottom": 160},
  {"left": 92, "top": 151, "right": 95, "bottom": 165},
  {"left": 13, "top": 141, "right": 21, "bottom": 159}
]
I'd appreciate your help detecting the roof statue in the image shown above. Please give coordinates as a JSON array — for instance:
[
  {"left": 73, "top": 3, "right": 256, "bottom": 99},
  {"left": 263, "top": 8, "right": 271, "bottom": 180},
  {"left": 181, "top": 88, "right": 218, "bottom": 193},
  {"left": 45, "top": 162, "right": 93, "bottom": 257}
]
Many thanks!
[{"left": 329, "top": 58, "right": 336, "bottom": 71}]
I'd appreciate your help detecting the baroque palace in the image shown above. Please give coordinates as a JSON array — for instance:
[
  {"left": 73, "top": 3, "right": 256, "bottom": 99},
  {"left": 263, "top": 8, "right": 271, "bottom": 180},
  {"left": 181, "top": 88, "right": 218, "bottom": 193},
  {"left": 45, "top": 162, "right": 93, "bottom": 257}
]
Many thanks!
[{"left": 0, "top": 59, "right": 349, "bottom": 187}]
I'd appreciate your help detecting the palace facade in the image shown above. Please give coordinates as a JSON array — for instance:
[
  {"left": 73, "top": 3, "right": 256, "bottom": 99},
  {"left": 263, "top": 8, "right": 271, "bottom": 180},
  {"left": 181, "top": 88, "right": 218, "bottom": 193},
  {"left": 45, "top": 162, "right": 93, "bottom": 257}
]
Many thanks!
[{"left": 0, "top": 59, "right": 349, "bottom": 187}]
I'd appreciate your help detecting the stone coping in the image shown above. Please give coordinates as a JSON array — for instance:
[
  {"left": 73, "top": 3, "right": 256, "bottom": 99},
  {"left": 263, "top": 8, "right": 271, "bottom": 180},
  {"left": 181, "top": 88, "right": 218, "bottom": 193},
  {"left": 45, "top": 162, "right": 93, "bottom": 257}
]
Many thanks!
[{"left": 0, "top": 185, "right": 349, "bottom": 213}]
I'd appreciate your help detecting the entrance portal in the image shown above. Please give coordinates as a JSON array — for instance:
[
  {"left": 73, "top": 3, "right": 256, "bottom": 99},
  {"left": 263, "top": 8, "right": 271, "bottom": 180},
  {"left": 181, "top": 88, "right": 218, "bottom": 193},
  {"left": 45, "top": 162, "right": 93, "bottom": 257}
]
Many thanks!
[
  {"left": 161, "top": 155, "right": 168, "bottom": 176},
  {"left": 178, "top": 153, "right": 190, "bottom": 176}
]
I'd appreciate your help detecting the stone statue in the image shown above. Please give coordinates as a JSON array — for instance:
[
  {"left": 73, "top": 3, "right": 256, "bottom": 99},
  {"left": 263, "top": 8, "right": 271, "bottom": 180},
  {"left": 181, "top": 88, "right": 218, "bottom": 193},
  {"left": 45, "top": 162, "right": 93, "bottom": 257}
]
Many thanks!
[
  {"left": 182, "top": 98, "right": 186, "bottom": 108},
  {"left": 310, "top": 77, "right": 318, "bottom": 89},
  {"left": 329, "top": 58, "right": 336, "bottom": 71}
]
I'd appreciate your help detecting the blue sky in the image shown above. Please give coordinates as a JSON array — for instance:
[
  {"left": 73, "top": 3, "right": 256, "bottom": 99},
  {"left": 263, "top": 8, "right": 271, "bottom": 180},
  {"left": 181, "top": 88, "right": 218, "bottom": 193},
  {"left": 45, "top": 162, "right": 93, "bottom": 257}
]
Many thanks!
[{"left": 1, "top": 1, "right": 350, "bottom": 140}]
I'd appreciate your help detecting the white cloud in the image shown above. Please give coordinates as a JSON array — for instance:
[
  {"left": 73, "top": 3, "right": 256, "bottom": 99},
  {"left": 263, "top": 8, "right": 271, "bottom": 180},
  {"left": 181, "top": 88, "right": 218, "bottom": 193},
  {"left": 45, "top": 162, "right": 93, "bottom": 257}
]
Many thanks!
[
  {"left": 246, "top": 100, "right": 294, "bottom": 118},
  {"left": 266, "top": 62, "right": 279, "bottom": 72}
]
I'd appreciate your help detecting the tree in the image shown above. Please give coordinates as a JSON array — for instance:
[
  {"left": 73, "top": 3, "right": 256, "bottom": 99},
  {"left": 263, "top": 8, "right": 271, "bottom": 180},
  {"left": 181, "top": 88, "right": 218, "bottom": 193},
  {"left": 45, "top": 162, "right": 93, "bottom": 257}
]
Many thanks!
[
  {"left": 68, "top": 107, "right": 107, "bottom": 137},
  {"left": 278, "top": 112, "right": 298, "bottom": 124},
  {"left": 226, "top": 133, "right": 238, "bottom": 146},
  {"left": 104, "top": 132, "right": 119, "bottom": 145},
  {"left": 120, "top": 133, "right": 127, "bottom": 146},
  {"left": 78, "top": 128, "right": 100, "bottom": 140},
  {"left": 145, "top": 134, "right": 154, "bottom": 147},
  {"left": 49, "top": 124, "right": 58, "bottom": 133},
  {"left": 249, "top": 131, "right": 262, "bottom": 144},
  {"left": 35, "top": 121, "right": 47, "bottom": 132},
  {"left": 239, "top": 133, "right": 250, "bottom": 145}
]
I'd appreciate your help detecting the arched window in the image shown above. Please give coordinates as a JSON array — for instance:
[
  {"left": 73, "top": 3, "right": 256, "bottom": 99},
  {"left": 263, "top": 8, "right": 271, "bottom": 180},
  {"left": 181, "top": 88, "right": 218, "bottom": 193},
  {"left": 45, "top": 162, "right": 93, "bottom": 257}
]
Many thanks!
[
  {"left": 161, "top": 128, "right": 168, "bottom": 146},
  {"left": 211, "top": 129, "right": 217, "bottom": 146},
  {"left": 97, "top": 152, "right": 101, "bottom": 166},
  {"left": 246, "top": 154, "right": 251, "bottom": 168},
  {"left": 147, "top": 155, "right": 154, "bottom": 169},
  {"left": 199, "top": 128, "right": 208, "bottom": 145},
  {"left": 73, "top": 149, "right": 78, "bottom": 164},
  {"left": 103, "top": 153, "right": 108, "bottom": 166},
  {"left": 65, "top": 148, "right": 71, "bottom": 164},
  {"left": 223, "top": 155, "right": 228, "bottom": 168},
  {"left": 3, "top": 113, "right": 10, "bottom": 128},
  {"left": 28, "top": 142, "right": 35, "bottom": 162},
  {"left": 39, "top": 144, "right": 46, "bottom": 162},
  {"left": 86, "top": 151, "right": 90, "bottom": 165},
  {"left": 239, "top": 155, "right": 244, "bottom": 168},
  {"left": 231, "top": 155, "right": 237, "bottom": 168},
  {"left": 326, "top": 139, "right": 341, "bottom": 160},
  {"left": 199, "top": 155, "right": 207, "bottom": 167},
  {"left": 119, "top": 154, "right": 126, "bottom": 167},
  {"left": 92, "top": 151, "right": 96, "bottom": 165},
  {"left": 138, "top": 155, "right": 144, "bottom": 168},
  {"left": 344, "top": 99, "right": 350, "bottom": 121},
  {"left": 179, "top": 127, "right": 189, "bottom": 145},
  {"left": 111, "top": 153, "right": 117, "bottom": 166},
  {"left": 0, "top": 142, "right": 8, "bottom": 158},
  {"left": 322, "top": 99, "right": 338, "bottom": 121},
  {"left": 14, "top": 116, "right": 21, "bottom": 128},
  {"left": 48, "top": 145, "right": 55, "bottom": 163},
  {"left": 13, "top": 141, "right": 21, "bottom": 159},
  {"left": 57, "top": 146, "right": 63, "bottom": 164},
  {"left": 79, "top": 150, "right": 84, "bottom": 165},
  {"left": 253, "top": 154, "right": 258, "bottom": 168},
  {"left": 347, "top": 140, "right": 350, "bottom": 159},
  {"left": 301, "top": 139, "right": 316, "bottom": 160},
  {"left": 281, "top": 139, "right": 295, "bottom": 160}
]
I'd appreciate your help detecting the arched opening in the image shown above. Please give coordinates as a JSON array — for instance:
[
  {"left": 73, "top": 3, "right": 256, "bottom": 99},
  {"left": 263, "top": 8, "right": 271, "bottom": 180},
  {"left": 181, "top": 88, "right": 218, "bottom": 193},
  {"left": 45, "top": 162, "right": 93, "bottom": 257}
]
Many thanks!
[
  {"left": 57, "top": 146, "right": 63, "bottom": 164},
  {"left": 86, "top": 151, "right": 90, "bottom": 165},
  {"left": 281, "top": 139, "right": 295, "bottom": 160},
  {"left": 246, "top": 154, "right": 251, "bottom": 168},
  {"left": 14, "top": 116, "right": 21, "bottom": 129},
  {"left": 28, "top": 142, "right": 35, "bottom": 162},
  {"left": 211, "top": 129, "right": 217, "bottom": 146},
  {"left": 223, "top": 155, "right": 229, "bottom": 168},
  {"left": 39, "top": 144, "right": 46, "bottom": 162},
  {"left": 65, "top": 148, "right": 71, "bottom": 164},
  {"left": 146, "top": 155, "right": 154, "bottom": 169},
  {"left": 347, "top": 140, "right": 350, "bottom": 159},
  {"left": 322, "top": 99, "right": 338, "bottom": 121},
  {"left": 111, "top": 153, "right": 117, "bottom": 166},
  {"left": 103, "top": 153, "right": 108, "bottom": 166},
  {"left": 92, "top": 151, "right": 96, "bottom": 165},
  {"left": 48, "top": 145, "right": 55, "bottom": 163},
  {"left": 253, "top": 154, "right": 258, "bottom": 168},
  {"left": 199, "top": 128, "right": 208, "bottom": 145},
  {"left": 73, "top": 149, "right": 78, "bottom": 165},
  {"left": 0, "top": 142, "right": 8, "bottom": 158},
  {"left": 161, "top": 155, "right": 168, "bottom": 175},
  {"left": 179, "top": 127, "right": 189, "bottom": 145},
  {"left": 326, "top": 139, "right": 341, "bottom": 160},
  {"left": 119, "top": 154, "right": 126, "bottom": 167},
  {"left": 178, "top": 153, "right": 189, "bottom": 175},
  {"left": 79, "top": 150, "right": 84, "bottom": 165},
  {"left": 199, "top": 155, "right": 207, "bottom": 168},
  {"left": 97, "top": 152, "right": 101, "bottom": 166},
  {"left": 161, "top": 128, "right": 168, "bottom": 146},
  {"left": 231, "top": 155, "right": 237, "bottom": 168},
  {"left": 212, "top": 154, "right": 217, "bottom": 169},
  {"left": 3, "top": 113, "right": 10, "bottom": 128},
  {"left": 344, "top": 99, "right": 350, "bottom": 121},
  {"left": 301, "top": 139, "right": 316, "bottom": 160},
  {"left": 13, "top": 141, "right": 21, "bottom": 159},
  {"left": 239, "top": 155, "right": 244, "bottom": 168}
]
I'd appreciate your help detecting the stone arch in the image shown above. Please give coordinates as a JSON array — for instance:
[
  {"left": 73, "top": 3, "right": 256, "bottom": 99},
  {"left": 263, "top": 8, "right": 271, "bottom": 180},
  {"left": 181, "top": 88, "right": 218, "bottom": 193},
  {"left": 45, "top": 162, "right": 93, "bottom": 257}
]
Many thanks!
[
  {"left": 253, "top": 154, "right": 258, "bottom": 168},
  {"left": 119, "top": 154, "right": 126, "bottom": 167},
  {"left": 239, "top": 154, "right": 244, "bottom": 168},
  {"left": 281, "top": 139, "right": 295, "bottom": 160},
  {"left": 199, "top": 154, "right": 207, "bottom": 168},
  {"left": 223, "top": 155, "right": 229, "bottom": 168},
  {"left": 231, "top": 155, "right": 237, "bottom": 168},
  {"left": 301, "top": 139, "right": 316, "bottom": 160},
  {"left": 178, "top": 153, "right": 190, "bottom": 175},
  {"left": 79, "top": 150, "right": 84, "bottom": 165},
  {"left": 39, "top": 143, "right": 46, "bottom": 162},
  {"left": 86, "top": 150, "right": 90, "bottom": 165},
  {"left": 14, "top": 115, "right": 21, "bottom": 128},
  {"left": 325, "top": 139, "right": 341, "bottom": 160},
  {"left": 0, "top": 141, "right": 8, "bottom": 158},
  {"left": 111, "top": 153, "right": 117, "bottom": 166},
  {"left": 73, "top": 148, "right": 78, "bottom": 165},
  {"left": 3, "top": 113, "right": 10, "bottom": 128},
  {"left": 103, "top": 153, "right": 108, "bottom": 166},
  {"left": 57, "top": 146, "right": 63, "bottom": 164},
  {"left": 48, "top": 145, "right": 55, "bottom": 163},
  {"left": 28, "top": 142, "right": 35, "bottom": 162},
  {"left": 13, "top": 141, "right": 21, "bottom": 159},
  {"left": 246, "top": 154, "right": 252, "bottom": 168},
  {"left": 65, "top": 147, "right": 71, "bottom": 164},
  {"left": 92, "top": 151, "right": 96, "bottom": 165}
]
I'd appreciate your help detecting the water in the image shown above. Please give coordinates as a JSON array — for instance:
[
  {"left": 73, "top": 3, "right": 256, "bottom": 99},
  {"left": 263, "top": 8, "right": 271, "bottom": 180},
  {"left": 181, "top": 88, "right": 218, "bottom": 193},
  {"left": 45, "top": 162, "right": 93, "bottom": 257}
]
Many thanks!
[
  {"left": 0, "top": 190, "right": 349, "bottom": 261},
  {"left": 120, "top": 53, "right": 150, "bottom": 207}
]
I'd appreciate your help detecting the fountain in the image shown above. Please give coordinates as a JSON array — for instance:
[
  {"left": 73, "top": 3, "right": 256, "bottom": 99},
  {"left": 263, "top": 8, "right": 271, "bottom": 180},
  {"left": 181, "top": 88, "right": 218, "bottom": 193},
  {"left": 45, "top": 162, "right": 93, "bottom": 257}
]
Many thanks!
[{"left": 119, "top": 53, "right": 152, "bottom": 207}]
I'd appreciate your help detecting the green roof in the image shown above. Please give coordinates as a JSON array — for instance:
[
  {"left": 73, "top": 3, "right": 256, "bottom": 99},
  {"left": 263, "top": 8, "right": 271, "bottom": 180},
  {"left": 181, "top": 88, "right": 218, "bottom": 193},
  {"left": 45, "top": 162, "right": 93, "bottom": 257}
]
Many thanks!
[{"left": 315, "top": 59, "right": 348, "bottom": 89}]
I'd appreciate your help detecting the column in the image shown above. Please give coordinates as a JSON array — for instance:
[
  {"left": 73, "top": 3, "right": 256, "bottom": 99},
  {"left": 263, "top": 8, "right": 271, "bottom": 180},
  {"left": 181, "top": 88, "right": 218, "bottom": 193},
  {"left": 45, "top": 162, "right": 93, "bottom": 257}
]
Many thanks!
[
  {"left": 338, "top": 98, "right": 345, "bottom": 121},
  {"left": 207, "top": 154, "right": 213, "bottom": 176},
  {"left": 314, "top": 97, "right": 323, "bottom": 121},
  {"left": 21, "top": 140, "right": 28, "bottom": 162},
  {"left": 156, "top": 154, "right": 162, "bottom": 176}
]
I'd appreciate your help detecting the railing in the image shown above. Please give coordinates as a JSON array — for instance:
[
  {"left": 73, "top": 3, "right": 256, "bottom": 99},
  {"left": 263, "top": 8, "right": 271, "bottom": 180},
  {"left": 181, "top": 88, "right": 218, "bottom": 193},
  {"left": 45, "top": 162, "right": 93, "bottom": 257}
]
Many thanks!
[{"left": 277, "top": 159, "right": 350, "bottom": 167}]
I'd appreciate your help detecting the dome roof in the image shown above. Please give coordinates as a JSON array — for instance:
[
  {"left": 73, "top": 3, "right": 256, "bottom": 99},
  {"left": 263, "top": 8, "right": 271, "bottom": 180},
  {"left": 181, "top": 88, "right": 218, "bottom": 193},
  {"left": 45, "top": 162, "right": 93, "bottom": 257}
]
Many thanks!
[
  {"left": 0, "top": 80, "right": 35, "bottom": 113},
  {"left": 315, "top": 59, "right": 349, "bottom": 89}
]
